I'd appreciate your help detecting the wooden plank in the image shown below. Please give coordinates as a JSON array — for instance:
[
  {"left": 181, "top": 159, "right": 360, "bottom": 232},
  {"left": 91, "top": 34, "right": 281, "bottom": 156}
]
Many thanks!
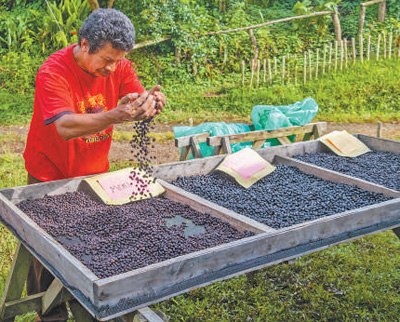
[
  {"left": 212, "top": 145, "right": 222, "bottom": 156},
  {"left": 179, "top": 146, "right": 190, "bottom": 161},
  {"left": 356, "top": 134, "right": 400, "bottom": 154},
  {"left": 0, "top": 177, "right": 84, "bottom": 204},
  {"left": 175, "top": 132, "right": 210, "bottom": 148},
  {"left": 69, "top": 300, "right": 95, "bottom": 322},
  {"left": 221, "top": 137, "right": 232, "bottom": 154},
  {"left": 276, "top": 137, "right": 292, "bottom": 145},
  {"left": 189, "top": 137, "right": 203, "bottom": 159},
  {"left": 275, "top": 155, "right": 400, "bottom": 198},
  {"left": 207, "top": 123, "right": 327, "bottom": 146},
  {"left": 1, "top": 292, "right": 45, "bottom": 320},
  {"left": 0, "top": 243, "right": 32, "bottom": 310},
  {"left": 361, "top": 0, "right": 385, "bottom": 6},
  {"left": 393, "top": 227, "right": 400, "bottom": 239},
  {"left": 313, "top": 124, "right": 323, "bottom": 139},
  {"left": 252, "top": 139, "right": 266, "bottom": 150},
  {"left": 136, "top": 307, "right": 165, "bottom": 322},
  {"left": 42, "top": 279, "right": 65, "bottom": 315},
  {"left": 159, "top": 180, "right": 274, "bottom": 233}
]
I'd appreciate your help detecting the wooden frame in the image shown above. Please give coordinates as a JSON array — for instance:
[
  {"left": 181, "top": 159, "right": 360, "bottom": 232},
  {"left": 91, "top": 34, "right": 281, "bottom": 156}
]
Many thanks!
[
  {"left": 175, "top": 122, "right": 326, "bottom": 161},
  {"left": 358, "top": 0, "right": 386, "bottom": 36},
  {"left": 208, "top": 122, "right": 326, "bottom": 156},
  {"left": 1, "top": 134, "right": 400, "bottom": 321}
]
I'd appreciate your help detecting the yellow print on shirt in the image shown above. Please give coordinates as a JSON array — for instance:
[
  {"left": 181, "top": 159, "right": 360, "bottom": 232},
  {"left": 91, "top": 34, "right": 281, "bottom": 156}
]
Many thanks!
[
  {"left": 82, "top": 131, "right": 112, "bottom": 144},
  {"left": 77, "top": 94, "right": 108, "bottom": 114}
]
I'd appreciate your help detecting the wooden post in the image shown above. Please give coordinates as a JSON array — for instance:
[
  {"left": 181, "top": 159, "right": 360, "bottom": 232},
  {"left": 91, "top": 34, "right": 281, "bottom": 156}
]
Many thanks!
[
  {"left": 263, "top": 59, "right": 266, "bottom": 83},
  {"left": 383, "top": 32, "right": 386, "bottom": 59},
  {"left": 388, "top": 32, "right": 392, "bottom": 59},
  {"left": 344, "top": 38, "right": 348, "bottom": 67},
  {"left": 268, "top": 58, "right": 272, "bottom": 84},
  {"left": 248, "top": 29, "right": 259, "bottom": 62},
  {"left": 274, "top": 56, "right": 277, "bottom": 75},
  {"left": 378, "top": 0, "right": 386, "bottom": 22},
  {"left": 377, "top": 121, "right": 383, "bottom": 138},
  {"left": 331, "top": 12, "right": 342, "bottom": 41},
  {"left": 308, "top": 50, "right": 312, "bottom": 80},
  {"left": 359, "top": 35, "right": 363, "bottom": 64},
  {"left": 323, "top": 45, "right": 327, "bottom": 74},
  {"left": 352, "top": 37, "right": 356, "bottom": 64},
  {"left": 367, "top": 35, "right": 371, "bottom": 60},
  {"left": 257, "top": 59, "right": 260, "bottom": 88},
  {"left": 329, "top": 42, "right": 332, "bottom": 72},
  {"left": 377, "top": 33, "right": 381, "bottom": 60},
  {"left": 241, "top": 60, "right": 245, "bottom": 86},
  {"left": 340, "top": 41, "right": 344, "bottom": 70},
  {"left": 358, "top": 4, "right": 366, "bottom": 37},
  {"left": 287, "top": 54, "right": 291, "bottom": 83},
  {"left": 249, "top": 59, "right": 254, "bottom": 88},
  {"left": 175, "top": 45, "right": 181, "bottom": 66},
  {"left": 192, "top": 59, "right": 197, "bottom": 76},
  {"left": 334, "top": 41, "right": 338, "bottom": 72},
  {"left": 304, "top": 51, "right": 307, "bottom": 84},
  {"left": 294, "top": 54, "right": 297, "bottom": 86},
  {"left": 282, "top": 56, "right": 285, "bottom": 84},
  {"left": 315, "top": 48, "right": 319, "bottom": 78}
]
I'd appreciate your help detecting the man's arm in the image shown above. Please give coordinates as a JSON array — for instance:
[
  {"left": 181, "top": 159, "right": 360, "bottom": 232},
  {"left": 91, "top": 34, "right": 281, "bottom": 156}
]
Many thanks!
[{"left": 55, "top": 93, "right": 157, "bottom": 141}]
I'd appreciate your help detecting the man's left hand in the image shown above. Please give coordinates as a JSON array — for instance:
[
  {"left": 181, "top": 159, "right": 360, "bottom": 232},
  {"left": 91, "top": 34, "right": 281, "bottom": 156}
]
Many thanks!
[{"left": 147, "top": 85, "right": 166, "bottom": 115}]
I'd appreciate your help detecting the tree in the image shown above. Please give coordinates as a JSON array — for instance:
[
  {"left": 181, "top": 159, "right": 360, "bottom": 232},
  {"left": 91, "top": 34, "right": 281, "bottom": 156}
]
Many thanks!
[{"left": 87, "top": 0, "right": 115, "bottom": 11}]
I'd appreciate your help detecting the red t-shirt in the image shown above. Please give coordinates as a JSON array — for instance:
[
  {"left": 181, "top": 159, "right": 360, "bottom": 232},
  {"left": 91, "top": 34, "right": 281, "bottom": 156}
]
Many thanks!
[{"left": 23, "top": 44, "right": 145, "bottom": 181}]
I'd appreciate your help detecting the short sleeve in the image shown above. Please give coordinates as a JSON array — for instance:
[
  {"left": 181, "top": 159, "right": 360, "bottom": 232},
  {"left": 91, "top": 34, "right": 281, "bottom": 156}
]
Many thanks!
[
  {"left": 36, "top": 71, "right": 75, "bottom": 125},
  {"left": 118, "top": 59, "right": 145, "bottom": 98}
]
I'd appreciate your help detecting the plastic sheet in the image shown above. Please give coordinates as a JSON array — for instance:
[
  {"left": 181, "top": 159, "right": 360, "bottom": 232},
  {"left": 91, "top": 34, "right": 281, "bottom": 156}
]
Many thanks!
[{"left": 173, "top": 122, "right": 252, "bottom": 158}]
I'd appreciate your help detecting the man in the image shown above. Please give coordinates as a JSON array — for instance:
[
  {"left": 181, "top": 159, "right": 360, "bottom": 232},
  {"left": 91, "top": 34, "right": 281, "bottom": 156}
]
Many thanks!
[{"left": 23, "top": 8, "right": 166, "bottom": 321}]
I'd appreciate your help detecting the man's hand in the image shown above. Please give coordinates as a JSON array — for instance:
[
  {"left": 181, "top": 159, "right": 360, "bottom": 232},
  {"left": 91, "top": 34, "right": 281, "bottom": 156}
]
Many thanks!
[
  {"left": 147, "top": 85, "right": 166, "bottom": 115},
  {"left": 113, "top": 92, "right": 158, "bottom": 123}
]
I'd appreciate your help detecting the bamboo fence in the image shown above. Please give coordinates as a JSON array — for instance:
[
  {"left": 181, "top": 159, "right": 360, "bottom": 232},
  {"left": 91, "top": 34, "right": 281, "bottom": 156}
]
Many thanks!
[{"left": 241, "top": 31, "right": 399, "bottom": 88}]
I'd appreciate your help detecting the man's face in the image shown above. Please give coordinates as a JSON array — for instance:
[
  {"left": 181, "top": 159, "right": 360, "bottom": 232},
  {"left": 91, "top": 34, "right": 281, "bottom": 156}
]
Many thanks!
[{"left": 79, "top": 40, "right": 127, "bottom": 77}]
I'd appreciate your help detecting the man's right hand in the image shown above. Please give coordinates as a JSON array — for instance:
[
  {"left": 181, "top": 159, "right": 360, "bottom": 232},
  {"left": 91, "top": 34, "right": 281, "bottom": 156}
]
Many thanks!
[{"left": 54, "top": 92, "right": 158, "bottom": 141}]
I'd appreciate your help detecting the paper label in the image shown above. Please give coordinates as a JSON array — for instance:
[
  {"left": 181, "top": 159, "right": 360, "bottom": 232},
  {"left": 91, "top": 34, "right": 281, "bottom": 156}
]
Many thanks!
[
  {"left": 318, "top": 130, "right": 370, "bottom": 158},
  {"left": 326, "top": 132, "right": 361, "bottom": 155},
  {"left": 223, "top": 150, "right": 267, "bottom": 180},
  {"left": 97, "top": 172, "right": 152, "bottom": 201}
]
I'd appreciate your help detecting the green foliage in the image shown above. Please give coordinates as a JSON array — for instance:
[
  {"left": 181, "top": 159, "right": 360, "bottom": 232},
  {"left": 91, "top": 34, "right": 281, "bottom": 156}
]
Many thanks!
[
  {"left": 31, "top": 0, "right": 90, "bottom": 54},
  {"left": 0, "top": 90, "right": 34, "bottom": 125},
  {"left": 0, "top": 52, "right": 43, "bottom": 94}
]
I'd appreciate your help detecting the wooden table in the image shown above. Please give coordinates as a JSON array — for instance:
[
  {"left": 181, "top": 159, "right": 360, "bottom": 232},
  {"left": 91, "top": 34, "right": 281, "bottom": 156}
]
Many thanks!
[{"left": 1, "top": 134, "right": 400, "bottom": 321}]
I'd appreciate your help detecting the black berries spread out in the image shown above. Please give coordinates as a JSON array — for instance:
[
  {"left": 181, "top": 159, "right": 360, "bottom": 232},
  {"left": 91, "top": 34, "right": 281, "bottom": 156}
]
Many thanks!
[
  {"left": 294, "top": 151, "right": 400, "bottom": 191},
  {"left": 17, "top": 192, "right": 254, "bottom": 278},
  {"left": 171, "top": 164, "right": 391, "bottom": 229}
]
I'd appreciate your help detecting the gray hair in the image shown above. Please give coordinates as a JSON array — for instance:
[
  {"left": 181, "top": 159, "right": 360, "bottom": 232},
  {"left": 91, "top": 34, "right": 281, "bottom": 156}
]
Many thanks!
[{"left": 79, "top": 8, "right": 135, "bottom": 54}]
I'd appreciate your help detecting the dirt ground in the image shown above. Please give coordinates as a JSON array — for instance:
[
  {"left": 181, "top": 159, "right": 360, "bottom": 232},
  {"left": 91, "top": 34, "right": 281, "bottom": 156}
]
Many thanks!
[{"left": 1, "top": 122, "right": 400, "bottom": 165}]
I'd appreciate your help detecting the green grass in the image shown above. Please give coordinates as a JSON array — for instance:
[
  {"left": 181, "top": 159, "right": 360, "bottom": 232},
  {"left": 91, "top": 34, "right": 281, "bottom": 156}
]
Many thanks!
[
  {"left": 113, "top": 130, "right": 175, "bottom": 143},
  {"left": 2, "top": 58, "right": 400, "bottom": 126},
  {"left": 154, "top": 231, "right": 400, "bottom": 321},
  {"left": 158, "top": 58, "right": 400, "bottom": 125}
]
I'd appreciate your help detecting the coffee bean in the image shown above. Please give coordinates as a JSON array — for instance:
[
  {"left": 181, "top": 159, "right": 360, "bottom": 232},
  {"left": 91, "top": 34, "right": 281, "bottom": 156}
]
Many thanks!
[{"left": 17, "top": 192, "right": 254, "bottom": 278}]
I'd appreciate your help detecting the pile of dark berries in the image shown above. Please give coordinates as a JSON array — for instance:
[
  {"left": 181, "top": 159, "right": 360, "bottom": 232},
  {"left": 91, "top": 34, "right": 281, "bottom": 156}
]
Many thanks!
[
  {"left": 171, "top": 164, "right": 391, "bottom": 229},
  {"left": 294, "top": 151, "right": 400, "bottom": 191},
  {"left": 17, "top": 192, "right": 254, "bottom": 278},
  {"left": 129, "top": 117, "right": 157, "bottom": 198}
]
